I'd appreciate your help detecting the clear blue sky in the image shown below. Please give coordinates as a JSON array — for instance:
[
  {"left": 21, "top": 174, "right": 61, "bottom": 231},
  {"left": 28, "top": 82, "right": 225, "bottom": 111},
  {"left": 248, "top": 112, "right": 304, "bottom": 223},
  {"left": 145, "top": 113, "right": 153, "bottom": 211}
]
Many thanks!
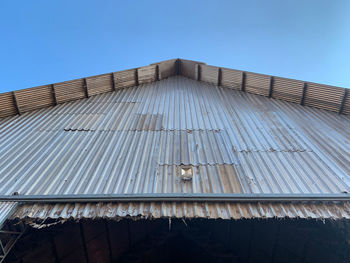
[{"left": 1, "top": 0, "right": 349, "bottom": 92}]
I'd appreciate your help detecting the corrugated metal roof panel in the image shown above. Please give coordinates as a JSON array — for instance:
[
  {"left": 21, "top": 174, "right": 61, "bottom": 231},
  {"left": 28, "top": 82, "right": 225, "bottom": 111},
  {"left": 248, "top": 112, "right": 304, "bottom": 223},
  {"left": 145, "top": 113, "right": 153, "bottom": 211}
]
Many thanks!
[
  {"left": 0, "top": 202, "right": 18, "bottom": 227},
  {"left": 0, "top": 76, "right": 349, "bottom": 198},
  {"left": 1, "top": 76, "right": 350, "bottom": 220}
]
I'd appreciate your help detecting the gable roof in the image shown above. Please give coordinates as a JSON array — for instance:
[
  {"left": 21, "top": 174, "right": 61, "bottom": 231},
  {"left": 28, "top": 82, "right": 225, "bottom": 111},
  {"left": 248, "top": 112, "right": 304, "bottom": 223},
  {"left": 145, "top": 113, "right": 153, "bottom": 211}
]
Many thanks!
[
  {"left": 0, "top": 58, "right": 349, "bottom": 119},
  {"left": 0, "top": 73, "right": 350, "bottom": 222},
  {"left": 1, "top": 59, "right": 350, "bottom": 224}
]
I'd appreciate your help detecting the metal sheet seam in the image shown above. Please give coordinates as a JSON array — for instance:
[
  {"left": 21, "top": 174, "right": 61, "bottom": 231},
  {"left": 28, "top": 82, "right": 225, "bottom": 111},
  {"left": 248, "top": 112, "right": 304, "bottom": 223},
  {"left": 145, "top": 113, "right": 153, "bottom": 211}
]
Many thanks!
[{"left": 2, "top": 193, "right": 350, "bottom": 203}]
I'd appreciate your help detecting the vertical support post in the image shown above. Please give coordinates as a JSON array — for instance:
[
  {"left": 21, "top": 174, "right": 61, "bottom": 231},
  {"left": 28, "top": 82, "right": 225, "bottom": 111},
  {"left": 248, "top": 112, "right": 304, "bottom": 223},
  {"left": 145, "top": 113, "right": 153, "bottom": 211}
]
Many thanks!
[
  {"left": 105, "top": 221, "right": 113, "bottom": 263},
  {"left": 339, "top": 89, "right": 348, "bottom": 115},
  {"left": 268, "top": 76, "right": 274, "bottom": 98},
  {"left": 241, "top": 72, "right": 246, "bottom": 92},
  {"left": 127, "top": 220, "right": 132, "bottom": 248},
  {"left": 83, "top": 78, "right": 89, "bottom": 98},
  {"left": 79, "top": 223, "right": 89, "bottom": 263},
  {"left": 197, "top": 64, "right": 201, "bottom": 81},
  {"left": 135, "top": 69, "right": 139, "bottom": 86},
  {"left": 301, "top": 82, "right": 307, "bottom": 105},
  {"left": 176, "top": 59, "right": 181, "bottom": 75},
  {"left": 155, "top": 64, "right": 160, "bottom": 81},
  {"left": 218, "top": 68, "right": 222, "bottom": 86},
  {"left": 50, "top": 234, "right": 59, "bottom": 263},
  {"left": 12, "top": 92, "right": 20, "bottom": 115},
  {"left": 111, "top": 73, "right": 116, "bottom": 92},
  {"left": 51, "top": 84, "right": 58, "bottom": 105},
  {"left": 246, "top": 221, "right": 255, "bottom": 263},
  {"left": 271, "top": 223, "right": 281, "bottom": 263}
]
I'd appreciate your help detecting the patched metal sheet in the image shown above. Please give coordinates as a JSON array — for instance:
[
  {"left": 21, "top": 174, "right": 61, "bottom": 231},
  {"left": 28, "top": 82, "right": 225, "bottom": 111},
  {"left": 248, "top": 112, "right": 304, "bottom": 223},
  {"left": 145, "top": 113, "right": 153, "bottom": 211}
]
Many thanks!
[{"left": 155, "top": 165, "right": 243, "bottom": 193}]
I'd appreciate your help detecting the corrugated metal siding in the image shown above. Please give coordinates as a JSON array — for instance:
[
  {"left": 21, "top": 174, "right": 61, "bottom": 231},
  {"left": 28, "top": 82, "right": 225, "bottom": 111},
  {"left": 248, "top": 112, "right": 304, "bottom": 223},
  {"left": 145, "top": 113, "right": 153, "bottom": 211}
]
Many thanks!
[
  {"left": 0, "top": 202, "right": 18, "bottom": 227},
  {"left": 0, "top": 76, "right": 349, "bottom": 198},
  {"left": 1, "top": 76, "right": 350, "bottom": 220},
  {"left": 12, "top": 201, "right": 350, "bottom": 221}
]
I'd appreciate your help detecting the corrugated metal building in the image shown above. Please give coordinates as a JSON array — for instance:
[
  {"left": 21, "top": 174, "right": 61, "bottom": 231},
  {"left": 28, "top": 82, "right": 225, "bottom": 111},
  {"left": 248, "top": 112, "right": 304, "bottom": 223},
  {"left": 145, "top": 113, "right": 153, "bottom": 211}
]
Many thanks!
[{"left": 0, "top": 59, "right": 350, "bottom": 262}]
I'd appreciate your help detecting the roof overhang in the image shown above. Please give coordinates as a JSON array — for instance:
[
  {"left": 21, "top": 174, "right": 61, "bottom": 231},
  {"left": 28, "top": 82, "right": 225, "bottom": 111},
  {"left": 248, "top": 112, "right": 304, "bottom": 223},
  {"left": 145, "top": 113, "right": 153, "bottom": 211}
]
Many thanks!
[{"left": 0, "top": 58, "right": 349, "bottom": 119}]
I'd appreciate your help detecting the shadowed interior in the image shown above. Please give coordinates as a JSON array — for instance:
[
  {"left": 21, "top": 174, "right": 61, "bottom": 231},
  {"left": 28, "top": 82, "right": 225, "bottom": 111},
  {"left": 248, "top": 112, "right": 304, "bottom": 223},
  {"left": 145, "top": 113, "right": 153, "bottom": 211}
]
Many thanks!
[{"left": 3, "top": 218, "right": 350, "bottom": 263}]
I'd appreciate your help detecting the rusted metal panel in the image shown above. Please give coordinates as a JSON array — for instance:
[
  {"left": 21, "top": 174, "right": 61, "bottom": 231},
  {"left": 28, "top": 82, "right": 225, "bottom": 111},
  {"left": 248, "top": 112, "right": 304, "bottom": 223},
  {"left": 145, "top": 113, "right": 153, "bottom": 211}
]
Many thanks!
[
  {"left": 155, "top": 165, "right": 243, "bottom": 194},
  {"left": 11, "top": 201, "right": 350, "bottom": 221}
]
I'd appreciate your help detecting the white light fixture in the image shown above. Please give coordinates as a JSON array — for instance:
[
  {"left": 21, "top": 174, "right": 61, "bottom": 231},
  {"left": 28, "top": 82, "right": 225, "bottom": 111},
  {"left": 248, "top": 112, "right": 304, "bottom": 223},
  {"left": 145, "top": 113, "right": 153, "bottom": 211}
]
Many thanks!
[{"left": 180, "top": 166, "right": 193, "bottom": 181}]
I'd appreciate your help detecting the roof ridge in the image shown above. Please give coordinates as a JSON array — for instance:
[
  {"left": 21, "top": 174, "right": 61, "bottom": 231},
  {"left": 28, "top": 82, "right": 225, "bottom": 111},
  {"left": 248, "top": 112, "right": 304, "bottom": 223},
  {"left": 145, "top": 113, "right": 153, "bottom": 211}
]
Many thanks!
[{"left": 0, "top": 58, "right": 349, "bottom": 119}]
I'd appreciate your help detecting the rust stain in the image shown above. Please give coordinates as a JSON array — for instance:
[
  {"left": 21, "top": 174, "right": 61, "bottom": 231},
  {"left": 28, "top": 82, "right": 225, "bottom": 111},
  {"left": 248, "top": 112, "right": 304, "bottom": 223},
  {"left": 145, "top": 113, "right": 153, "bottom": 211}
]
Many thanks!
[
  {"left": 133, "top": 114, "right": 164, "bottom": 131},
  {"left": 218, "top": 164, "right": 243, "bottom": 193}
]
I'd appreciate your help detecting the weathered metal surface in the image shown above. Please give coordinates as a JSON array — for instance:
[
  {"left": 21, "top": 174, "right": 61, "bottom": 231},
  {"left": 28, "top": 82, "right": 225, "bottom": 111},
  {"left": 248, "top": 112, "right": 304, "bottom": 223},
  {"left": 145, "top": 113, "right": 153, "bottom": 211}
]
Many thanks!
[
  {"left": 0, "top": 76, "right": 349, "bottom": 194},
  {"left": 0, "top": 202, "right": 18, "bottom": 228},
  {"left": 0, "top": 76, "right": 350, "bottom": 219},
  {"left": 12, "top": 201, "right": 350, "bottom": 221}
]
